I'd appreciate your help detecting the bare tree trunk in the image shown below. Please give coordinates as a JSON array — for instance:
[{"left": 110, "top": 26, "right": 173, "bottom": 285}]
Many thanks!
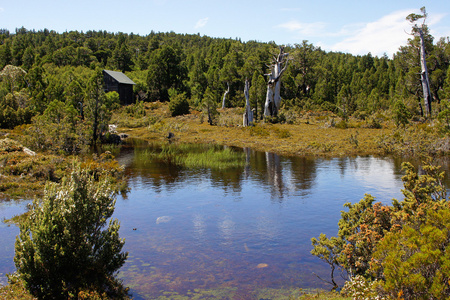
[
  {"left": 264, "top": 47, "right": 289, "bottom": 118},
  {"left": 222, "top": 82, "right": 230, "bottom": 109},
  {"left": 419, "top": 28, "right": 432, "bottom": 117},
  {"left": 243, "top": 79, "right": 253, "bottom": 127}
]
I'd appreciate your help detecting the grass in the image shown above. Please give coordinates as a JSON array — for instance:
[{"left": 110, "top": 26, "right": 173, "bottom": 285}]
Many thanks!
[
  {"left": 136, "top": 143, "right": 246, "bottom": 170},
  {"left": 115, "top": 104, "right": 386, "bottom": 158},
  {"left": 115, "top": 103, "right": 450, "bottom": 159},
  {"left": 0, "top": 138, "right": 128, "bottom": 201}
]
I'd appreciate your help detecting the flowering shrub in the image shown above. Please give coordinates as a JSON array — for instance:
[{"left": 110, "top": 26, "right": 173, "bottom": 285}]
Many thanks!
[{"left": 341, "top": 275, "right": 386, "bottom": 300}]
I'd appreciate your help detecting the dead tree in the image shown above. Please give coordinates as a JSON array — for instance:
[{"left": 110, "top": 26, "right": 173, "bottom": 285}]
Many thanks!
[
  {"left": 407, "top": 7, "right": 432, "bottom": 117},
  {"left": 418, "top": 27, "right": 432, "bottom": 117},
  {"left": 222, "top": 82, "right": 230, "bottom": 109},
  {"left": 264, "top": 46, "right": 289, "bottom": 118},
  {"left": 243, "top": 79, "right": 253, "bottom": 127}
]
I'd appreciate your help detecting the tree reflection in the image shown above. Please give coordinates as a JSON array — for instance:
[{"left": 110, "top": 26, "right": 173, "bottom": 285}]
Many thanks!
[
  {"left": 248, "top": 150, "right": 318, "bottom": 201},
  {"left": 265, "top": 152, "right": 284, "bottom": 199},
  {"left": 117, "top": 143, "right": 321, "bottom": 199}
]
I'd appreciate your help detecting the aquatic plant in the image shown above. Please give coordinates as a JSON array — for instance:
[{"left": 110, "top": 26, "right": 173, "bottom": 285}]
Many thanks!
[{"left": 135, "top": 143, "right": 246, "bottom": 170}]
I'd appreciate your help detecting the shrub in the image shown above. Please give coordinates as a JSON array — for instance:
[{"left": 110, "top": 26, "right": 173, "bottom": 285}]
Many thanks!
[
  {"left": 311, "top": 161, "right": 449, "bottom": 295},
  {"left": 393, "top": 99, "right": 411, "bottom": 127},
  {"left": 169, "top": 92, "right": 190, "bottom": 117},
  {"left": 272, "top": 126, "right": 292, "bottom": 138},
  {"left": 334, "top": 119, "right": 348, "bottom": 129},
  {"left": 13, "top": 166, "right": 129, "bottom": 299},
  {"left": 371, "top": 207, "right": 450, "bottom": 299}
]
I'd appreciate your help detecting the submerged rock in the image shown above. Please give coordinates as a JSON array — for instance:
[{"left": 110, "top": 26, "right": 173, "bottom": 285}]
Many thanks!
[{"left": 156, "top": 216, "right": 172, "bottom": 224}]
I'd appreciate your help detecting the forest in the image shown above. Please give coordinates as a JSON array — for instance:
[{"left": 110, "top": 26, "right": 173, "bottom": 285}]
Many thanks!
[
  {"left": 2, "top": 8, "right": 450, "bottom": 299},
  {"left": 0, "top": 18, "right": 449, "bottom": 134}
]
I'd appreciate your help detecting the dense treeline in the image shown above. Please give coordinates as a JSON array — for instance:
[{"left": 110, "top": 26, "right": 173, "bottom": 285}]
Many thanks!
[
  {"left": 0, "top": 28, "right": 450, "bottom": 113},
  {"left": 0, "top": 25, "right": 450, "bottom": 136}
]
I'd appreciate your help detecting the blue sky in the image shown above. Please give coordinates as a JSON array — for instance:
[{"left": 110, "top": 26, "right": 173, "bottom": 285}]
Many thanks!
[{"left": 1, "top": 0, "right": 449, "bottom": 57}]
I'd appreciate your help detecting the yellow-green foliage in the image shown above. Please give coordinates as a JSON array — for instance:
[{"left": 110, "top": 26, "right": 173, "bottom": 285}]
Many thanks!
[
  {"left": 148, "top": 119, "right": 190, "bottom": 134},
  {"left": 272, "top": 126, "right": 292, "bottom": 138},
  {"left": 311, "top": 161, "right": 450, "bottom": 298},
  {"left": 372, "top": 206, "right": 450, "bottom": 299},
  {"left": 117, "top": 103, "right": 398, "bottom": 158},
  {"left": 0, "top": 138, "right": 23, "bottom": 152},
  {"left": 247, "top": 124, "right": 270, "bottom": 137},
  {"left": 217, "top": 107, "right": 245, "bottom": 127},
  {"left": 0, "top": 138, "right": 69, "bottom": 199},
  {"left": 376, "top": 125, "right": 450, "bottom": 157},
  {"left": 0, "top": 277, "right": 37, "bottom": 300}
]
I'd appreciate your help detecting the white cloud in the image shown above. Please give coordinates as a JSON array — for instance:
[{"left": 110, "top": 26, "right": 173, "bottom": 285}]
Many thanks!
[
  {"left": 329, "top": 9, "right": 413, "bottom": 57},
  {"left": 0, "top": 7, "right": 4, "bottom": 12},
  {"left": 277, "top": 9, "right": 428, "bottom": 57},
  {"left": 277, "top": 20, "right": 327, "bottom": 36},
  {"left": 195, "top": 17, "right": 209, "bottom": 29}
]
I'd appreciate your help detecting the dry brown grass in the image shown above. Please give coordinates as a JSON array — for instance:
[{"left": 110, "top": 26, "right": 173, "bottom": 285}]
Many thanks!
[{"left": 117, "top": 103, "right": 393, "bottom": 158}]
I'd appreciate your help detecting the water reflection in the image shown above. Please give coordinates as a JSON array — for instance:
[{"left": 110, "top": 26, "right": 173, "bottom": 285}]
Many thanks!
[
  {"left": 3, "top": 142, "right": 449, "bottom": 299},
  {"left": 118, "top": 144, "right": 320, "bottom": 200},
  {"left": 112, "top": 144, "right": 427, "bottom": 298}
]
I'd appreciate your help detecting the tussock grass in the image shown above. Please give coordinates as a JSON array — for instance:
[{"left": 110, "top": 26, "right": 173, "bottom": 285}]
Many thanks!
[
  {"left": 136, "top": 143, "right": 246, "bottom": 169},
  {"left": 181, "top": 147, "right": 245, "bottom": 169},
  {"left": 115, "top": 103, "right": 450, "bottom": 158}
]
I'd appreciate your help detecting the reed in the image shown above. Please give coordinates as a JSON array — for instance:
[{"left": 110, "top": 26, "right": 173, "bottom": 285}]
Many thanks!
[
  {"left": 180, "top": 147, "right": 245, "bottom": 169},
  {"left": 135, "top": 143, "right": 246, "bottom": 169}
]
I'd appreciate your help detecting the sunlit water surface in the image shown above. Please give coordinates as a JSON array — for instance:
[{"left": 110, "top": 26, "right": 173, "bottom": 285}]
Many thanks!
[{"left": 1, "top": 144, "right": 445, "bottom": 299}]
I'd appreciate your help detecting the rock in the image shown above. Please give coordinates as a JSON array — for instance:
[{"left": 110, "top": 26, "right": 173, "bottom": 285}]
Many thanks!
[
  {"left": 256, "top": 263, "right": 268, "bottom": 269},
  {"left": 109, "top": 124, "right": 118, "bottom": 134},
  {"left": 23, "top": 147, "right": 36, "bottom": 156},
  {"left": 156, "top": 216, "right": 172, "bottom": 224}
]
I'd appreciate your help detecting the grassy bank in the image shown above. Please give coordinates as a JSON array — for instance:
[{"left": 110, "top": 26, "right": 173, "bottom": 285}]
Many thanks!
[
  {"left": 113, "top": 102, "right": 449, "bottom": 158},
  {"left": 0, "top": 137, "right": 128, "bottom": 201}
]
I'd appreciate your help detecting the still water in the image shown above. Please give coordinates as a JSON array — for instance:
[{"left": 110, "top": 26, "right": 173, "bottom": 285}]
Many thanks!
[{"left": 0, "top": 143, "right": 435, "bottom": 299}]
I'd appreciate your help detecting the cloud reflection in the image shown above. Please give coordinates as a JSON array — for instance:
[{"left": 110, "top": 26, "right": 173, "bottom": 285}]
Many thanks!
[
  {"left": 192, "top": 213, "right": 206, "bottom": 242},
  {"left": 218, "top": 216, "right": 235, "bottom": 246}
]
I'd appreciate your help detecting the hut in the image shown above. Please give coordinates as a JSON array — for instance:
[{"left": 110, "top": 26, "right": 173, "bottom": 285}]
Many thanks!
[{"left": 102, "top": 70, "right": 136, "bottom": 105}]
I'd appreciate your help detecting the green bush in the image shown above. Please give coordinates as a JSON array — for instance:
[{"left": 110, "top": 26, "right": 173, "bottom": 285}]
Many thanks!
[
  {"left": 311, "top": 161, "right": 447, "bottom": 295},
  {"left": 169, "top": 92, "right": 190, "bottom": 117},
  {"left": 13, "top": 166, "right": 129, "bottom": 299},
  {"left": 393, "top": 99, "right": 411, "bottom": 127},
  {"left": 372, "top": 206, "right": 450, "bottom": 299}
]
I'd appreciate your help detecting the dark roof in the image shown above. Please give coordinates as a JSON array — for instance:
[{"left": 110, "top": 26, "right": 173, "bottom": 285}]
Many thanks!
[{"left": 103, "top": 70, "right": 136, "bottom": 85}]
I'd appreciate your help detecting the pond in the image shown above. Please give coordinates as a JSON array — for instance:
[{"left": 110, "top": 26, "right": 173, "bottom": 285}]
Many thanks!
[{"left": 0, "top": 142, "right": 444, "bottom": 299}]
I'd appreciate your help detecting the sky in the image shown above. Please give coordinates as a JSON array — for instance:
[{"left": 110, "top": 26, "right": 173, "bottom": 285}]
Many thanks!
[{"left": 1, "top": 0, "right": 450, "bottom": 58}]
